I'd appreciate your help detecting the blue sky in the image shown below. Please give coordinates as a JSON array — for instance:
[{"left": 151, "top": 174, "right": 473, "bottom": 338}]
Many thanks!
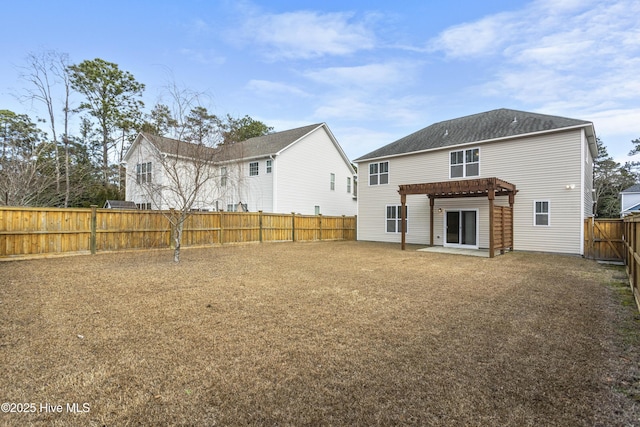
[{"left": 1, "top": 0, "right": 639, "bottom": 163}]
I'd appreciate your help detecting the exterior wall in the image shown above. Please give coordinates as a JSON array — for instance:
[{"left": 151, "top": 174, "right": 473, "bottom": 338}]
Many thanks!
[
  {"left": 125, "top": 138, "right": 219, "bottom": 211},
  {"left": 357, "top": 129, "right": 588, "bottom": 254},
  {"left": 275, "top": 127, "right": 357, "bottom": 216},
  {"left": 621, "top": 193, "right": 640, "bottom": 214},
  {"left": 124, "top": 140, "right": 167, "bottom": 209},
  {"left": 237, "top": 158, "right": 274, "bottom": 212}
]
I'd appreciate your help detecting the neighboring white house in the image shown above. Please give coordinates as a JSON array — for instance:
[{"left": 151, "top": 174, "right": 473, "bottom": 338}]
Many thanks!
[
  {"left": 123, "top": 123, "right": 357, "bottom": 216},
  {"left": 620, "top": 184, "right": 640, "bottom": 217},
  {"left": 354, "top": 108, "right": 598, "bottom": 255}
]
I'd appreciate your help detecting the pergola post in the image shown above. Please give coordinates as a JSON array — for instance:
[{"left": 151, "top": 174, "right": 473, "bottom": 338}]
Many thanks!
[
  {"left": 429, "top": 196, "right": 434, "bottom": 246},
  {"left": 401, "top": 194, "right": 407, "bottom": 250},
  {"left": 509, "top": 192, "right": 515, "bottom": 252},
  {"left": 488, "top": 188, "right": 495, "bottom": 258}
]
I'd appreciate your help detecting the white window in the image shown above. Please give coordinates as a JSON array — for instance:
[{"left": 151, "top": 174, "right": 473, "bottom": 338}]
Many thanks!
[
  {"left": 266, "top": 159, "right": 272, "bottom": 173},
  {"left": 450, "top": 148, "right": 479, "bottom": 178},
  {"left": 220, "top": 167, "right": 227, "bottom": 187},
  {"left": 386, "top": 205, "right": 407, "bottom": 233},
  {"left": 369, "top": 161, "right": 389, "bottom": 185},
  {"left": 347, "top": 177, "right": 351, "bottom": 193},
  {"left": 330, "top": 173, "right": 335, "bottom": 191},
  {"left": 136, "top": 162, "right": 152, "bottom": 184},
  {"left": 249, "top": 161, "right": 259, "bottom": 176},
  {"left": 534, "top": 200, "right": 550, "bottom": 226},
  {"left": 315, "top": 205, "right": 320, "bottom": 215}
]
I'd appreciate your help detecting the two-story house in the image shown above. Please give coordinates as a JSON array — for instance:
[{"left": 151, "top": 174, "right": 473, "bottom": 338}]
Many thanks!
[
  {"left": 354, "top": 108, "right": 598, "bottom": 255},
  {"left": 123, "top": 123, "right": 357, "bottom": 216}
]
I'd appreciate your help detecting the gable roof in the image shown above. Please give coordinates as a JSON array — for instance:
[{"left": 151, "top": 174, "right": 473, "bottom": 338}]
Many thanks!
[
  {"left": 230, "top": 123, "right": 323, "bottom": 159},
  {"left": 355, "top": 108, "right": 596, "bottom": 162},
  {"left": 125, "top": 124, "right": 326, "bottom": 163},
  {"left": 621, "top": 184, "right": 640, "bottom": 194}
]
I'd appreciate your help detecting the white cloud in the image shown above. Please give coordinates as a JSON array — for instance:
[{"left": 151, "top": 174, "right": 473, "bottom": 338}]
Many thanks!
[
  {"left": 303, "top": 62, "right": 417, "bottom": 88},
  {"left": 245, "top": 80, "right": 310, "bottom": 98},
  {"left": 427, "top": 12, "right": 517, "bottom": 58},
  {"left": 235, "top": 10, "right": 376, "bottom": 60}
]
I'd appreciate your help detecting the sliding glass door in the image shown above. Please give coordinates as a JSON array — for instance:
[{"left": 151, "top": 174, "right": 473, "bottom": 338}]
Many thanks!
[{"left": 445, "top": 210, "right": 477, "bottom": 247}]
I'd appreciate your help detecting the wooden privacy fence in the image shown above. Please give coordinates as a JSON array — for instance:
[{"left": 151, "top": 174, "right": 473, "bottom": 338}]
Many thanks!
[
  {"left": 0, "top": 207, "right": 356, "bottom": 259},
  {"left": 491, "top": 205, "right": 513, "bottom": 255},
  {"left": 621, "top": 214, "right": 640, "bottom": 312},
  {"left": 584, "top": 217, "right": 624, "bottom": 261}
]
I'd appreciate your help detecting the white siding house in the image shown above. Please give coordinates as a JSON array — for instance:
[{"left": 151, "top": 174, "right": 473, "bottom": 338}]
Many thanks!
[
  {"left": 620, "top": 184, "right": 640, "bottom": 217},
  {"left": 354, "top": 109, "right": 598, "bottom": 255},
  {"left": 123, "top": 123, "right": 357, "bottom": 215}
]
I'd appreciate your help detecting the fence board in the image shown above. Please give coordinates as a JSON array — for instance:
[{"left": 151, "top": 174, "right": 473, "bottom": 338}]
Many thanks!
[
  {"left": 0, "top": 207, "right": 356, "bottom": 259},
  {"left": 584, "top": 218, "right": 624, "bottom": 261},
  {"left": 619, "top": 215, "right": 640, "bottom": 312}
]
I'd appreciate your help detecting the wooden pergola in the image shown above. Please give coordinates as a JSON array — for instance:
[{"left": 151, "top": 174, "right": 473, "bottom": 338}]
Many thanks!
[{"left": 398, "top": 177, "right": 517, "bottom": 258}]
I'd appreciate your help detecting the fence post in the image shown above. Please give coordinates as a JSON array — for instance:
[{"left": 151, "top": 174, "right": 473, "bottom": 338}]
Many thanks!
[
  {"left": 219, "top": 211, "right": 224, "bottom": 244},
  {"left": 342, "top": 215, "right": 345, "bottom": 241},
  {"left": 291, "top": 212, "right": 296, "bottom": 242},
  {"left": 90, "top": 205, "right": 97, "bottom": 254},
  {"left": 319, "top": 214, "right": 323, "bottom": 241},
  {"left": 259, "top": 210, "right": 263, "bottom": 243}
]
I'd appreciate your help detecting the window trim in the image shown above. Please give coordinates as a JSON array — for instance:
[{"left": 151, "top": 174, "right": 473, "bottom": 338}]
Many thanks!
[
  {"left": 136, "top": 162, "right": 152, "bottom": 184},
  {"left": 533, "top": 200, "right": 550, "bottom": 226},
  {"left": 369, "top": 161, "right": 389, "bottom": 186},
  {"left": 266, "top": 159, "right": 272, "bottom": 173},
  {"left": 449, "top": 147, "right": 480, "bottom": 179},
  {"left": 249, "top": 161, "right": 259, "bottom": 176},
  {"left": 347, "top": 177, "right": 351, "bottom": 193},
  {"left": 385, "top": 204, "right": 408, "bottom": 234},
  {"left": 330, "top": 173, "right": 335, "bottom": 191},
  {"left": 220, "top": 166, "right": 227, "bottom": 187}
]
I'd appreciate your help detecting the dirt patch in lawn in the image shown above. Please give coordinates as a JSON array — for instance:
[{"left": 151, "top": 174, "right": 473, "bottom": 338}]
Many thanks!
[{"left": 0, "top": 241, "right": 638, "bottom": 426}]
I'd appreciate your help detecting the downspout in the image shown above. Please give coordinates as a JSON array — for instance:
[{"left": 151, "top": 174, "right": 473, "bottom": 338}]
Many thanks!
[
  {"left": 580, "top": 130, "right": 586, "bottom": 256},
  {"left": 270, "top": 155, "right": 277, "bottom": 213}
]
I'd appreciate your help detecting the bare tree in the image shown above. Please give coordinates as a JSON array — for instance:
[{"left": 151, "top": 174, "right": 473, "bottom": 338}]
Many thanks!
[{"left": 127, "top": 84, "right": 222, "bottom": 262}]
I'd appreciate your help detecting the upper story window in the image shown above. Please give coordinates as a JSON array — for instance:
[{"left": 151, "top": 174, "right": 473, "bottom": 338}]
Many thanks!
[
  {"left": 369, "top": 161, "right": 389, "bottom": 185},
  {"left": 220, "top": 167, "right": 227, "bottom": 187},
  {"left": 249, "top": 161, "right": 259, "bottom": 176},
  {"left": 450, "top": 148, "right": 479, "bottom": 178},
  {"left": 136, "top": 162, "right": 152, "bottom": 184},
  {"left": 330, "top": 173, "right": 335, "bottom": 191},
  {"left": 347, "top": 177, "right": 351, "bottom": 193},
  {"left": 266, "top": 159, "right": 272, "bottom": 173}
]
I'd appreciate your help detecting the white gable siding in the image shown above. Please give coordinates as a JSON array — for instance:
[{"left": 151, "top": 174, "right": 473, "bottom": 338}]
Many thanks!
[
  {"left": 357, "top": 129, "right": 587, "bottom": 254},
  {"left": 241, "top": 159, "right": 274, "bottom": 212},
  {"left": 275, "top": 127, "right": 356, "bottom": 215},
  {"left": 621, "top": 193, "right": 640, "bottom": 214}
]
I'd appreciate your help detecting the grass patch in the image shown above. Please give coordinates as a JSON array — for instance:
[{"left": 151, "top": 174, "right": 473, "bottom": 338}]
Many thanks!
[{"left": 0, "top": 241, "right": 639, "bottom": 426}]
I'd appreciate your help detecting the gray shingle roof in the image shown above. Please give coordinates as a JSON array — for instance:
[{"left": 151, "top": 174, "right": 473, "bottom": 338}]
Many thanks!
[
  {"left": 355, "top": 108, "right": 593, "bottom": 161},
  {"left": 231, "top": 123, "right": 323, "bottom": 159},
  {"left": 138, "top": 124, "right": 323, "bottom": 162},
  {"left": 141, "top": 132, "right": 218, "bottom": 159},
  {"left": 622, "top": 184, "right": 640, "bottom": 193}
]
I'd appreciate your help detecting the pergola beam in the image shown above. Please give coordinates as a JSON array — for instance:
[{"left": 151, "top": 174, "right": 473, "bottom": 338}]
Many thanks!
[{"left": 398, "top": 177, "right": 517, "bottom": 257}]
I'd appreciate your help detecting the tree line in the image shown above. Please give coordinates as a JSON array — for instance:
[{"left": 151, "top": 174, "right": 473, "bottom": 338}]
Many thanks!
[
  {"left": 1, "top": 51, "right": 638, "bottom": 217},
  {"left": 1, "top": 52, "right": 272, "bottom": 208}
]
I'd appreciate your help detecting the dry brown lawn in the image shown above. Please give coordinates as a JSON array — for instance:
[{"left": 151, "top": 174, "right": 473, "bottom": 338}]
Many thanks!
[{"left": 0, "top": 241, "right": 639, "bottom": 426}]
